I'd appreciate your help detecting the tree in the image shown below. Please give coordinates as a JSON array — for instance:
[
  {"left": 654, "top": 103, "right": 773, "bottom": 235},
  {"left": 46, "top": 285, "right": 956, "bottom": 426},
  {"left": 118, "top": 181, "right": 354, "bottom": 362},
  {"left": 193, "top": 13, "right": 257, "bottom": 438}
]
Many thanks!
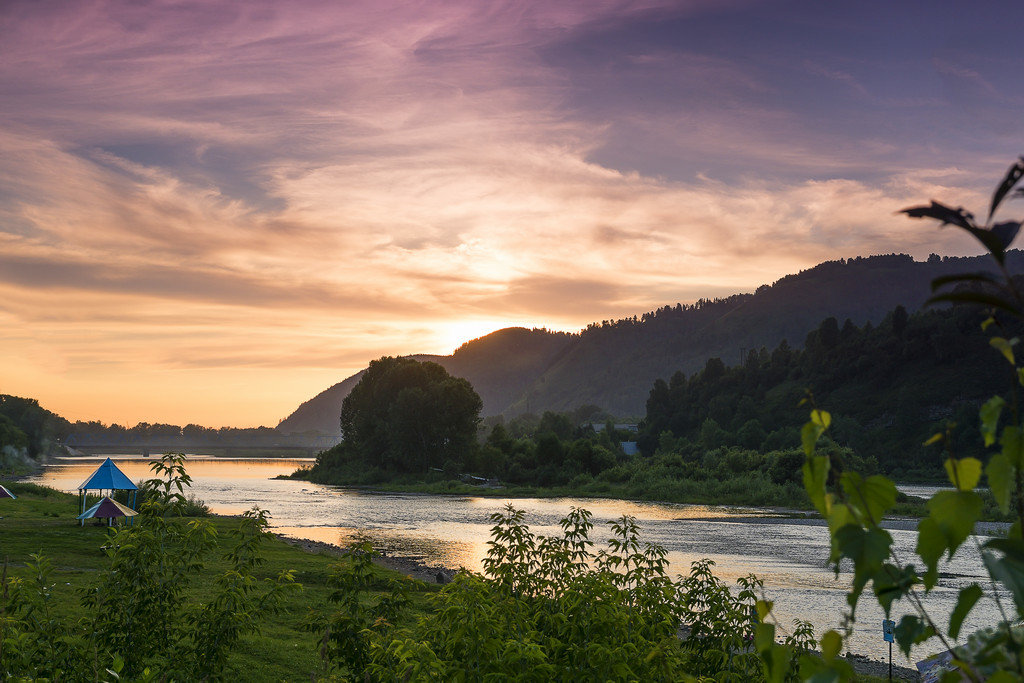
[
  {"left": 892, "top": 304, "right": 909, "bottom": 337},
  {"left": 339, "top": 357, "right": 482, "bottom": 473}
]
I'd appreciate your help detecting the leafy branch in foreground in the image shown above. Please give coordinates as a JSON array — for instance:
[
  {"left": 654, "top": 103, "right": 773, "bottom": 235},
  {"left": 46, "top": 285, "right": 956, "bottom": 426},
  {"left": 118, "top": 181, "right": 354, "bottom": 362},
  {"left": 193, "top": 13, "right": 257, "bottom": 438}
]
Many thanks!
[{"left": 785, "top": 157, "right": 1024, "bottom": 682}]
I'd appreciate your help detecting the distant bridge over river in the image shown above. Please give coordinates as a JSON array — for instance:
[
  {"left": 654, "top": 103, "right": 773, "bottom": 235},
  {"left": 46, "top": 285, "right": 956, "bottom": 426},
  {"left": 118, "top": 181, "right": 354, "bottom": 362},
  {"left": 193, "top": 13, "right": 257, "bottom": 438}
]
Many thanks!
[{"left": 62, "top": 433, "right": 343, "bottom": 457}]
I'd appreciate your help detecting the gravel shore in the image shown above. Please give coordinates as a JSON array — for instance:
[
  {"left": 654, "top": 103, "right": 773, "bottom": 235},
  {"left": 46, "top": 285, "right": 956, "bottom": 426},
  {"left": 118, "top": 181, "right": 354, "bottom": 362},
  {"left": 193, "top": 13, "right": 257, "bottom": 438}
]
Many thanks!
[{"left": 275, "top": 534, "right": 457, "bottom": 584}]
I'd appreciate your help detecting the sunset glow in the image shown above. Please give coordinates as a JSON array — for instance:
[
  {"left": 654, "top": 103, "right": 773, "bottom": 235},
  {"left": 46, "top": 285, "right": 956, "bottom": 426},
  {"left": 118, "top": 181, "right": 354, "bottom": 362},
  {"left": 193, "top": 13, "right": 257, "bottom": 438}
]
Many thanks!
[{"left": 2, "top": 1, "right": 1021, "bottom": 426}]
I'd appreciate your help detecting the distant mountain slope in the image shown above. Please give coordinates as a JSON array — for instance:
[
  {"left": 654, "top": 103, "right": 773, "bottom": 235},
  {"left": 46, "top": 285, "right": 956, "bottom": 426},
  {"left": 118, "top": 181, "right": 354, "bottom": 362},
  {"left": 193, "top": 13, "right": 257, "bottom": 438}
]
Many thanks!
[
  {"left": 279, "top": 252, "right": 1021, "bottom": 432},
  {"left": 277, "top": 328, "right": 572, "bottom": 434},
  {"left": 513, "top": 252, "right": 1024, "bottom": 416}
]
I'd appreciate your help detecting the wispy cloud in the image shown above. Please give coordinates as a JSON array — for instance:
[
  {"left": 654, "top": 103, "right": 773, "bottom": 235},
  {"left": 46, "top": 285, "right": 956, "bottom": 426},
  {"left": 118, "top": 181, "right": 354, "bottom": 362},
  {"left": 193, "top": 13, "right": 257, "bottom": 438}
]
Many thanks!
[{"left": 0, "top": 0, "right": 1018, "bottom": 425}]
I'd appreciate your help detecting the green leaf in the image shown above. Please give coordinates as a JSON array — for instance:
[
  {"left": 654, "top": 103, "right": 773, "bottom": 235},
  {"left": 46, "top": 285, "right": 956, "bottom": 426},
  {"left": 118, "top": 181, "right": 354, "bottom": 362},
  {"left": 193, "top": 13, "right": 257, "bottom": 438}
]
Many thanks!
[
  {"left": 1001, "top": 425, "right": 1024, "bottom": 469},
  {"left": 948, "top": 584, "right": 983, "bottom": 639},
  {"left": 986, "top": 672, "right": 1020, "bottom": 683},
  {"left": 987, "top": 452, "right": 1014, "bottom": 513},
  {"left": 923, "top": 432, "right": 944, "bottom": 446},
  {"left": 893, "top": 615, "right": 934, "bottom": 658},
  {"left": 929, "top": 490, "right": 983, "bottom": 556},
  {"left": 834, "top": 524, "right": 892, "bottom": 610},
  {"left": 872, "top": 563, "right": 919, "bottom": 615},
  {"left": 927, "top": 291, "right": 1022, "bottom": 316},
  {"left": 991, "top": 220, "right": 1024, "bottom": 252},
  {"left": 943, "top": 457, "right": 983, "bottom": 491},
  {"left": 756, "top": 599, "right": 773, "bottom": 621},
  {"left": 932, "top": 272, "right": 1002, "bottom": 292},
  {"left": 820, "top": 630, "right": 842, "bottom": 662},
  {"left": 840, "top": 472, "right": 897, "bottom": 524},
  {"left": 802, "top": 421, "right": 824, "bottom": 457},
  {"left": 980, "top": 396, "right": 1007, "bottom": 447},
  {"left": 754, "top": 622, "right": 776, "bottom": 653},
  {"left": 811, "top": 409, "right": 831, "bottom": 429},
  {"left": 901, "top": 200, "right": 977, "bottom": 230},
  {"left": 800, "top": 656, "right": 852, "bottom": 683},
  {"left": 989, "top": 157, "right": 1024, "bottom": 222},
  {"left": 802, "top": 455, "right": 830, "bottom": 516},
  {"left": 826, "top": 502, "right": 855, "bottom": 567},
  {"left": 916, "top": 517, "right": 944, "bottom": 590},
  {"left": 758, "top": 639, "right": 789, "bottom": 683},
  {"left": 826, "top": 501, "right": 854, "bottom": 536},
  {"left": 1018, "top": 367, "right": 1024, "bottom": 387},
  {"left": 982, "top": 539, "right": 1024, "bottom": 615},
  {"left": 990, "top": 336, "right": 1018, "bottom": 365}
]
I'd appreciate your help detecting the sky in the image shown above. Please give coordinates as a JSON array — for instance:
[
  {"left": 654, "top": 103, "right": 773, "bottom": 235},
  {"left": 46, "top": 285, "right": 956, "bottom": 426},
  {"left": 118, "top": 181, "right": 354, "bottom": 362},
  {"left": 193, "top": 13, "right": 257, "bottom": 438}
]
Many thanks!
[{"left": 2, "top": 0, "right": 1022, "bottom": 427}]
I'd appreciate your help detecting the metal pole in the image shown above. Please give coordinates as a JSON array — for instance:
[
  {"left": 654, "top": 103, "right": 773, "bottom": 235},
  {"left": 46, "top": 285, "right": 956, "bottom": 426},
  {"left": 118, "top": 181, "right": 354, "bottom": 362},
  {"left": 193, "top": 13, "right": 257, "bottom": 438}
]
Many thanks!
[{"left": 888, "top": 640, "right": 892, "bottom": 681}]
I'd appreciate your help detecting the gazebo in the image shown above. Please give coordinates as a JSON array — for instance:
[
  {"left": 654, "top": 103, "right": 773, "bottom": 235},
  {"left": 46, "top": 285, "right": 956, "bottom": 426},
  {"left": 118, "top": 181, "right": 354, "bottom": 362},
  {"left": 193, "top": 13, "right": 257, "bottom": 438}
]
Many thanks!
[
  {"left": 78, "top": 458, "right": 138, "bottom": 526},
  {"left": 77, "top": 496, "right": 138, "bottom": 526}
]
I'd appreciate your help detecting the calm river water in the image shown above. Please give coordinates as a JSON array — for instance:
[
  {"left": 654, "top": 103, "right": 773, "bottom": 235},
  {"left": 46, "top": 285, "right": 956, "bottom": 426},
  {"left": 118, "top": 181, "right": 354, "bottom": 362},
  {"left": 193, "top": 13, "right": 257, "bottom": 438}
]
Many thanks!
[{"left": 29, "top": 456, "right": 1003, "bottom": 663}]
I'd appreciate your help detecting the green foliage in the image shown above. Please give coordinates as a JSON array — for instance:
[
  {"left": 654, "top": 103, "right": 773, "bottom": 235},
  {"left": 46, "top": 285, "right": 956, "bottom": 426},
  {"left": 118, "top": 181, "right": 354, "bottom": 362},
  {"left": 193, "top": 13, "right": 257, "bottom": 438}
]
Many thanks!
[
  {"left": 0, "top": 453, "right": 297, "bottom": 681},
  {"left": 313, "top": 357, "right": 483, "bottom": 478},
  {"left": 798, "top": 158, "right": 1024, "bottom": 680},
  {"left": 0, "top": 414, "right": 29, "bottom": 456},
  {"left": 112, "top": 476, "right": 212, "bottom": 517},
  {"left": 638, "top": 300, "right": 1011, "bottom": 477},
  {"left": 0, "top": 394, "right": 67, "bottom": 459},
  {"left": 308, "top": 505, "right": 791, "bottom": 681},
  {"left": 306, "top": 536, "right": 411, "bottom": 679}
]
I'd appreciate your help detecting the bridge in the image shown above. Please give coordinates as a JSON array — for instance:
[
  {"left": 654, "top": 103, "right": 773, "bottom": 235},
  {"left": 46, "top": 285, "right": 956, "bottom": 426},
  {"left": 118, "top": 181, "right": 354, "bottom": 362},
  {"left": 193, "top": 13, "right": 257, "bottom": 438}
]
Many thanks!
[{"left": 62, "top": 433, "right": 343, "bottom": 456}]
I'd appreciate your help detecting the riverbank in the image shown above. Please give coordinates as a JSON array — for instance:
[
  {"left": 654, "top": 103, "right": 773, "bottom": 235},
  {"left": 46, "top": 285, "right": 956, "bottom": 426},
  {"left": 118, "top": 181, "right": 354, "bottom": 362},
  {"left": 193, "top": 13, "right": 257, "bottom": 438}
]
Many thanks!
[
  {"left": 276, "top": 534, "right": 458, "bottom": 585},
  {"left": 284, "top": 469, "right": 824, "bottom": 509},
  {"left": 2, "top": 478, "right": 927, "bottom": 680},
  {"left": 22, "top": 457, "right": 980, "bottom": 674},
  {"left": 287, "top": 469, "right": 1020, "bottom": 523},
  {"left": 0, "top": 480, "right": 435, "bottom": 680},
  {"left": 276, "top": 530, "right": 919, "bottom": 681}
]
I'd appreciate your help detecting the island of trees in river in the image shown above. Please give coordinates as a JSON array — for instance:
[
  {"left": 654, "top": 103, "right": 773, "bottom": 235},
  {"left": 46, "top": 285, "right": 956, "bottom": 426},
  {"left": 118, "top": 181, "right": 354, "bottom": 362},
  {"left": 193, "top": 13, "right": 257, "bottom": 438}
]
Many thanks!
[{"left": 295, "top": 300, "right": 1011, "bottom": 518}]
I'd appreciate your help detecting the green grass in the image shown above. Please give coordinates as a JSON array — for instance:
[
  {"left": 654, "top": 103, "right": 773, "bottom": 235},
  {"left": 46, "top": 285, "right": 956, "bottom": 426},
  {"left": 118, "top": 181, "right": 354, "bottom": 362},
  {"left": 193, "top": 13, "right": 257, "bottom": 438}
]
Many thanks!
[
  {"left": 0, "top": 481, "right": 936, "bottom": 681},
  {"left": 0, "top": 481, "right": 434, "bottom": 682}
]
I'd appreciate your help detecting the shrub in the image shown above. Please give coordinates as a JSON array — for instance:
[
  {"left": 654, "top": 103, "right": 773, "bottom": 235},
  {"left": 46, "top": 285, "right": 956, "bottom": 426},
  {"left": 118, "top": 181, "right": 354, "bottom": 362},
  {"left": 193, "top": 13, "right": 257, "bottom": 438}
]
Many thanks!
[{"left": 320, "top": 505, "right": 786, "bottom": 681}]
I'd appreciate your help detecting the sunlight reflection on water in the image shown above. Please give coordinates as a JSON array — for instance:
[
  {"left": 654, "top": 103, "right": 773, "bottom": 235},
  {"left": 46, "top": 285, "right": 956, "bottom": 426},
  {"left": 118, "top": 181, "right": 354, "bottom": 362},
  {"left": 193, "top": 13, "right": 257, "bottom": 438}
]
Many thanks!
[{"left": 30, "top": 456, "right": 1004, "bottom": 663}]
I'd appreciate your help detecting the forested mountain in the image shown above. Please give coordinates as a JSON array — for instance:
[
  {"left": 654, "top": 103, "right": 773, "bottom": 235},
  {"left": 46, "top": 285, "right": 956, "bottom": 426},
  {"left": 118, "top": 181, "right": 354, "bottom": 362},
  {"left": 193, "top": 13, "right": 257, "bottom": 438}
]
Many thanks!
[
  {"left": 637, "top": 304, "right": 1011, "bottom": 476},
  {"left": 279, "top": 252, "right": 1022, "bottom": 433}
]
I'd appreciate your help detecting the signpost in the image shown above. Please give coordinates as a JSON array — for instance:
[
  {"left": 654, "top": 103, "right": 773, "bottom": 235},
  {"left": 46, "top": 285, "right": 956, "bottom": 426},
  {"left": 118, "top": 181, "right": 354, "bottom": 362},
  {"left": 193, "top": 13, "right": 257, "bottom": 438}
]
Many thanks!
[{"left": 882, "top": 619, "right": 895, "bottom": 681}]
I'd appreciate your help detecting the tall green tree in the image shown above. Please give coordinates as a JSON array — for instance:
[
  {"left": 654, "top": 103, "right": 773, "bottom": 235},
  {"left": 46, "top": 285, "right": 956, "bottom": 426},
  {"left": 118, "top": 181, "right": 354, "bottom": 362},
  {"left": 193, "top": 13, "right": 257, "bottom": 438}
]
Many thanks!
[{"left": 339, "top": 357, "right": 482, "bottom": 473}]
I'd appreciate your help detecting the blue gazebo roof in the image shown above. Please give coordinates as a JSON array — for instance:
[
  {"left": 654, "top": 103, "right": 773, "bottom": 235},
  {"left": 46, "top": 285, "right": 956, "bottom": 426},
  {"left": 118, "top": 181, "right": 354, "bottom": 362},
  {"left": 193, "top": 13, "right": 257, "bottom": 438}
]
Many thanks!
[{"left": 78, "top": 458, "right": 138, "bottom": 491}]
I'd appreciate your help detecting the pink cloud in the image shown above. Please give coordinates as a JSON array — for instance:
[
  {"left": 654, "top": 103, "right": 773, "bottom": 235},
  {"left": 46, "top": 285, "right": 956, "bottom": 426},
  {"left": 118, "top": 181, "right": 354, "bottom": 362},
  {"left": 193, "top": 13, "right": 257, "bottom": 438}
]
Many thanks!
[{"left": 0, "top": 0, "right": 1009, "bottom": 425}]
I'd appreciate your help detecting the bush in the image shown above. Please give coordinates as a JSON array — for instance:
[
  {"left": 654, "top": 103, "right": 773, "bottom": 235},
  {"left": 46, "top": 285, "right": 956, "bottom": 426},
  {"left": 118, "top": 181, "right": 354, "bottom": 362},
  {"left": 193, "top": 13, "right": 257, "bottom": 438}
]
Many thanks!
[
  {"left": 314, "top": 505, "right": 817, "bottom": 681},
  {"left": 0, "top": 453, "right": 297, "bottom": 680}
]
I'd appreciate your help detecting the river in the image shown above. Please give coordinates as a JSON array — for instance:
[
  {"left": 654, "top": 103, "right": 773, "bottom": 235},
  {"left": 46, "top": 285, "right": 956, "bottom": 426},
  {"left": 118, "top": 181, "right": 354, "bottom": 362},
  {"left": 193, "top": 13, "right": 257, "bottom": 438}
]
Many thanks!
[{"left": 27, "top": 455, "right": 1004, "bottom": 664}]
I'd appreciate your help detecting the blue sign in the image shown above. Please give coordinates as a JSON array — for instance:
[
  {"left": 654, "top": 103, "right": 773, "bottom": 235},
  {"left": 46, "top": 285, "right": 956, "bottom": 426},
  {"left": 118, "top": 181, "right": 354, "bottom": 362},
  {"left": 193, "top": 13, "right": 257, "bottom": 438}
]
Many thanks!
[{"left": 883, "top": 619, "right": 895, "bottom": 643}]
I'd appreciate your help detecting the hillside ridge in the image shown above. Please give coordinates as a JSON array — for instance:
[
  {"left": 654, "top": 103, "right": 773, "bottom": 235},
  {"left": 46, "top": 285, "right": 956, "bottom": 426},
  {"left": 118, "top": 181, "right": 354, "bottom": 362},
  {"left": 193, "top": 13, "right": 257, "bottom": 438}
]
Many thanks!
[{"left": 277, "top": 251, "right": 1019, "bottom": 434}]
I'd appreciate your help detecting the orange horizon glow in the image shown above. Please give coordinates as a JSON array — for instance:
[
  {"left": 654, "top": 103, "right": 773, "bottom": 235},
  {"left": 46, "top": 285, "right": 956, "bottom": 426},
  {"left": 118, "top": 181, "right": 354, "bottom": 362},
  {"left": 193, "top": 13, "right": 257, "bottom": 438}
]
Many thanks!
[{"left": 1, "top": 1, "right": 1013, "bottom": 427}]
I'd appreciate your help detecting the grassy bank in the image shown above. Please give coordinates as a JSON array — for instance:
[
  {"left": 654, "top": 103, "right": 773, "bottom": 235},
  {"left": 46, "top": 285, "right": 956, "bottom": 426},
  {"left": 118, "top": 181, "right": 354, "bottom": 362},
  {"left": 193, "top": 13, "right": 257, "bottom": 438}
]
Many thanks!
[
  {"left": 288, "top": 464, "right": 1020, "bottom": 522},
  {"left": 0, "top": 480, "right": 909, "bottom": 681},
  {"left": 0, "top": 481, "right": 434, "bottom": 682},
  {"left": 287, "top": 466, "right": 947, "bottom": 519}
]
